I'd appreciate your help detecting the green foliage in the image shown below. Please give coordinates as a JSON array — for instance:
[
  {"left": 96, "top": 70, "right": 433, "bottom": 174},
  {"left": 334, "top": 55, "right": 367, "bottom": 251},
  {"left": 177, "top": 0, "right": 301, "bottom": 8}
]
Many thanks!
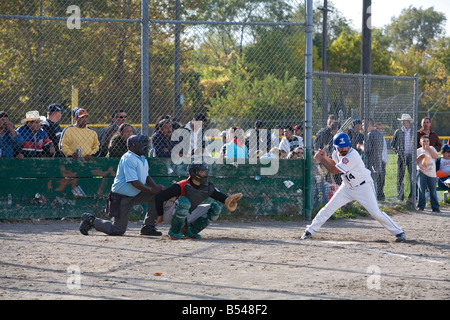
[
  {"left": 386, "top": 6, "right": 447, "bottom": 52},
  {"left": 207, "top": 68, "right": 304, "bottom": 128},
  {"left": 244, "top": 27, "right": 305, "bottom": 80},
  {"left": 0, "top": 1, "right": 448, "bottom": 135},
  {"left": 327, "top": 31, "right": 399, "bottom": 75}
]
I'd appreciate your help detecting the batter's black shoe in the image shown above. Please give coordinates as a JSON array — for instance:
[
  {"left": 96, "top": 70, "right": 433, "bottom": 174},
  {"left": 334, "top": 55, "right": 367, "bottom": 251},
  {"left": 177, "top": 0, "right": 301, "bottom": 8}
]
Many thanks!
[
  {"left": 140, "top": 225, "right": 162, "bottom": 236},
  {"left": 79, "top": 213, "right": 96, "bottom": 235},
  {"left": 395, "top": 232, "right": 406, "bottom": 242},
  {"left": 301, "top": 231, "right": 312, "bottom": 240}
]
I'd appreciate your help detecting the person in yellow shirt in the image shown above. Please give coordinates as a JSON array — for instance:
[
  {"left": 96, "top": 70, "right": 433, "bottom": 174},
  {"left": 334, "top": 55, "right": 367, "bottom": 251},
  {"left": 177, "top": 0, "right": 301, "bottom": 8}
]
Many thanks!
[{"left": 59, "top": 108, "right": 99, "bottom": 161}]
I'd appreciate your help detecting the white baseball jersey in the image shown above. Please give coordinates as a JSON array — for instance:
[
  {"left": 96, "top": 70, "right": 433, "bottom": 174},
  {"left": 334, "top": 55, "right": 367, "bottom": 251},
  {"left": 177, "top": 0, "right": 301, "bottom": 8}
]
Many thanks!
[
  {"left": 306, "top": 147, "right": 403, "bottom": 237},
  {"left": 332, "top": 148, "right": 372, "bottom": 188}
]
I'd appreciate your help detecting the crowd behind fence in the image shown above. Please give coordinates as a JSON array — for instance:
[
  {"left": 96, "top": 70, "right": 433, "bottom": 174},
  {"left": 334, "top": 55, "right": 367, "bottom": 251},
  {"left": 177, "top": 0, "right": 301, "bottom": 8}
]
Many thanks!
[{"left": 0, "top": 1, "right": 448, "bottom": 215}]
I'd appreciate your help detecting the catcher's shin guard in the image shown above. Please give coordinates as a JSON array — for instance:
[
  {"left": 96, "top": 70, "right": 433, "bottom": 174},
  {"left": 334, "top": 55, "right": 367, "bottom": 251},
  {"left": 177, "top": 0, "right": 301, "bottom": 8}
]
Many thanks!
[
  {"left": 168, "top": 197, "right": 190, "bottom": 239},
  {"left": 187, "top": 202, "right": 222, "bottom": 237}
]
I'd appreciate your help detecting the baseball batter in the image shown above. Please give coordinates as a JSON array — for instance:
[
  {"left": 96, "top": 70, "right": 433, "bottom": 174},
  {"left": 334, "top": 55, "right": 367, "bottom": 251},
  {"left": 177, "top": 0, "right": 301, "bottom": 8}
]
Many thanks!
[{"left": 302, "top": 132, "right": 406, "bottom": 242}]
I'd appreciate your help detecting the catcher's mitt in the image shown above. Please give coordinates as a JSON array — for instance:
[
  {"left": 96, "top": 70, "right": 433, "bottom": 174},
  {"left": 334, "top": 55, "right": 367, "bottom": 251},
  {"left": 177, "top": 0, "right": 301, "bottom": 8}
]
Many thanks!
[{"left": 225, "top": 193, "right": 243, "bottom": 212}]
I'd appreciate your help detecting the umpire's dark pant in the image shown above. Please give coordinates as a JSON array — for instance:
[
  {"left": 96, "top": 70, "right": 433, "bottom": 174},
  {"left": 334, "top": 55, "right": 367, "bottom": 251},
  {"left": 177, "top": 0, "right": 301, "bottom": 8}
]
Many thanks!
[{"left": 94, "top": 192, "right": 158, "bottom": 235}]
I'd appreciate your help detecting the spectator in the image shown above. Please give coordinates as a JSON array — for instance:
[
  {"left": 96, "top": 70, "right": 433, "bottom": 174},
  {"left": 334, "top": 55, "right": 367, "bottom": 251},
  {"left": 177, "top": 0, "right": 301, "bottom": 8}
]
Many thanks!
[
  {"left": 391, "top": 114, "right": 414, "bottom": 202},
  {"left": 151, "top": 119, "right": 174, "bottom": 158},
  {"left": 245, "top": 120, "right": 271, "bottom": 157},
  {"left": 360, "top": 119, "right": 384, "bottom": 200},
  {"left": 416, "top": 136, "right": 440, "bottom": 213},
  {"left": 220, "top": 130, "right": 227, "bottom": 157},
  {"left": 315, "top": 118, "right": 340, "bottom": 185},
  {"left": 314, "top": 115, "right": 338, "bottom": 157},
  {"left": 107, "top": 123, "right": 135, "bottom": 158},
  {"left": 41, "top": 104, "right": 64, "bottom": 157},
  {"left": 191, "top": 142, "right": 213, "bottom": 163},
  {"left": 71, "top": 107, "right": 80, "bottom": 123},
  {"left": 348, "top": 118, "right": 364, "bottom": 155},
  {"left": 224, "top": 127, "right": 248, "bottom": 160},
  {"left": 98, "top": 109, "right": 129, "bottom": 157},
  {"left": 271, "top": 125, "right": 282, "bottom": 146},
  {"left": 260, "top": 147, "right": 280, "bottom": 159},
  {"left": 184, "top": 113, "right": 207, "bottom": 155},
  {"left": 16, "top": 111, "right": 55, "bottom": 158},
  {"left": 436, "top": 144, "right": 450, "bottom": 190},
  {"left": 60, "top": 108, "right": 100, "bottom": 161},
  {"left": 376, "top": 123, "right": 389, "bottom": 201},
  {"left": 280, "top": 125, "right": 303, "bottom": 154},
  {"left": 417, "top": 117, "right": 442, "bottom": 152},
  {"left": 294, "top": 124, "right": 303, "bottom": 141},
  {"left": 0, "top": 111, "right": 24, "bottom": 159},
  {"left": 312, "top": 158, "right": 329, "bottom": 208},
  {"left": 287, "top": 147, "right": 304, "bottom": 159}
]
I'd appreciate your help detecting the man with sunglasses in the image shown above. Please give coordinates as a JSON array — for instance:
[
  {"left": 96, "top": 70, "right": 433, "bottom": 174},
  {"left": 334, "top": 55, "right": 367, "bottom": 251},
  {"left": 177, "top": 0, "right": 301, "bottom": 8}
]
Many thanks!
[{"left": 97, "top": 109, "right": 130, "bottom": 157}]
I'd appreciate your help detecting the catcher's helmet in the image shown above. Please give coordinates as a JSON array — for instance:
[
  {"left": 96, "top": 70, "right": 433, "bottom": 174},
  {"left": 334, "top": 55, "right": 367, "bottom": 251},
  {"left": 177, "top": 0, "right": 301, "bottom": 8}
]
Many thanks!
[
  {"left": 333, "top": 132, "right": 351, "bottom": 149},
  {"left": 127, "top": 135, "right": 150, "bottom": 156},
  {"left": 188, "top": 162, "right": 209, "bottom": 185}
]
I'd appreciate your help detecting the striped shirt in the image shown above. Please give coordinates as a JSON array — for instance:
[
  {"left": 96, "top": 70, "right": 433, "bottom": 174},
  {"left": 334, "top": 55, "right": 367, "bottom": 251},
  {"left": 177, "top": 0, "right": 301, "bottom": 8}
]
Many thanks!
[{"left": 16, "top": 125, "right": 53, "bottom": 157}]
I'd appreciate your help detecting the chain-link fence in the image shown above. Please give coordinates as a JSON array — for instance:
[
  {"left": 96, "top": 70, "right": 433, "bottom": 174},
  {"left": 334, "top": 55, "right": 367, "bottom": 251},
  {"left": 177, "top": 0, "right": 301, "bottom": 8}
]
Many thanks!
[
  {"left": 0, "top": 0, "right": 307, "bottom": 160},
  {"left": 0, "top": 1, "right": 431, "bottom": 216},
  {"left": 312, "top": 72, "right": 419, "bottom": 208}
]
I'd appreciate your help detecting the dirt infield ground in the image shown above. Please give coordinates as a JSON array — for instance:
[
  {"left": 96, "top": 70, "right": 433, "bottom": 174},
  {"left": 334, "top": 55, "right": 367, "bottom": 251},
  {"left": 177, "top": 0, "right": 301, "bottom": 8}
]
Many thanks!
[{"left": 0, "top": 206, "right": 449, "bottom": 301}]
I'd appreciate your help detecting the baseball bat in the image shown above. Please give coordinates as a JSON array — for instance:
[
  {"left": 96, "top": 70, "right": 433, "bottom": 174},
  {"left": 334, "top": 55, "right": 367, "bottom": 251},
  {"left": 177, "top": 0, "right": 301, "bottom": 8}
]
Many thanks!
[{"left": 324, "top": 117, "right": 354, "bottom": 149}]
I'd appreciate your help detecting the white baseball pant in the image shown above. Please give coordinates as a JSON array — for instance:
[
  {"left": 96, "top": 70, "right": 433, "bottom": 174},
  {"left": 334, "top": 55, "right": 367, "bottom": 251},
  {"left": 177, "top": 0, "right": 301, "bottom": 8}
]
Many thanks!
[{"left": 306, "top": 180, "right": 403, "bottom": 236}]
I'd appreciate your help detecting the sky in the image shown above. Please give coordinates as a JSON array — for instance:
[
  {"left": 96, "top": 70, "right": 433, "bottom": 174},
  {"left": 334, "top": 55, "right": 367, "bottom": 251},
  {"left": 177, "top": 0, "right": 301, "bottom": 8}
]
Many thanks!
[{"left": 329, "top": 0, "right": 450, "bottom": 35}]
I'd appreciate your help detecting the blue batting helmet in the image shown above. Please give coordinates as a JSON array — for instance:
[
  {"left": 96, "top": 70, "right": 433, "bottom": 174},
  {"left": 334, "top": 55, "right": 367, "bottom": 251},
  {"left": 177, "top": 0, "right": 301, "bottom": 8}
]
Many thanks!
[{"left": 333, "top": 132, "right": 351, "bottom": 148}]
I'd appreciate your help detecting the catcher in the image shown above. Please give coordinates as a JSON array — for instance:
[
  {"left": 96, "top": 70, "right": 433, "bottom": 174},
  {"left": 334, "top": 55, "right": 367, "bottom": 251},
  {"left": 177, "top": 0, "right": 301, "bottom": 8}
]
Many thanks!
[{"left": 140, "top": 162, "right": 243, "bottom": 239}]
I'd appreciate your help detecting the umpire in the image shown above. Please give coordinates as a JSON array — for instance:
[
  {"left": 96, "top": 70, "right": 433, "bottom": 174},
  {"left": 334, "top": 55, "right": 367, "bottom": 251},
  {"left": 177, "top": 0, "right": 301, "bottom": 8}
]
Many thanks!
[{"left": 79, "top": 135, "right": 164, "bottom": 236}]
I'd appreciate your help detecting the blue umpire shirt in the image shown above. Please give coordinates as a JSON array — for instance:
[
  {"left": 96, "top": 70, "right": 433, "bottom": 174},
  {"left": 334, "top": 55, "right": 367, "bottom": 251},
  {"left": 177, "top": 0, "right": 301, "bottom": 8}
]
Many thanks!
[{"left": 111, "top": 150, "right": 149, "bottom": 197}]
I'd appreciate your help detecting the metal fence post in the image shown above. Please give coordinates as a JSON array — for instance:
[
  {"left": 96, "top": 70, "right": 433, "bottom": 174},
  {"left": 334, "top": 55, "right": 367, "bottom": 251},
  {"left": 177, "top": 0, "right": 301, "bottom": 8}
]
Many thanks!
[
  {"left": 412, "top": 73, "right": 419, "bottom": 209},
  {"left": 141, "top": 0, "right": 149, "bottom": 136},
  {"left": 173, "top": 0, "right": 182, "bottom": 122},
  {"left": 304, "top": 0, "right": 314, "bottom": 220}
]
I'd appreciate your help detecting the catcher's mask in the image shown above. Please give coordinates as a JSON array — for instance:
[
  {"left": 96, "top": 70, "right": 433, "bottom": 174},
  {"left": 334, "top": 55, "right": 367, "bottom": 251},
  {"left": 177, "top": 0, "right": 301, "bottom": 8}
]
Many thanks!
[
  {"left": 127, "top": 135, "right": 150, "bottom": 156},
  {"left": 188, "top": 162, "right": 208, "bottom": 186}
]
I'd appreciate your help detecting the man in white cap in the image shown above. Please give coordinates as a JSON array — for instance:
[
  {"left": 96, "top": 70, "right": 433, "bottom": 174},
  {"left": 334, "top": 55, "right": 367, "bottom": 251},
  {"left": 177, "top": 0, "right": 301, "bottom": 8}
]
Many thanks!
[
  {"left": 391, "top": 114, "right": 414, "bottom": 202},
  {"left": 16, "top": 110, "right": 55, "bottom": 158}
]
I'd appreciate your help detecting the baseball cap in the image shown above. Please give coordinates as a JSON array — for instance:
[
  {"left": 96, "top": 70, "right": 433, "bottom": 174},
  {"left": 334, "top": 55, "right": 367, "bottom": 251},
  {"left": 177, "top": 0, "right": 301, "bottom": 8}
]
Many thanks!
[
  {"left": 75, "top": 108, "right": 88, "bottom": 118},
  {"left": 294, "top": 124, "right": 303, "bottom": 131},
  {"left": 254, "top": 120, "right": 264, "bottom": 128},
  {"left": 48, "top": 104, "right": 62, "bottom": 113},
  {"left": 442, "top": 144, "right": 450, "bottom": 152},
  {"left": 194, "top": 113, "right": 207, "bottom": 122}
]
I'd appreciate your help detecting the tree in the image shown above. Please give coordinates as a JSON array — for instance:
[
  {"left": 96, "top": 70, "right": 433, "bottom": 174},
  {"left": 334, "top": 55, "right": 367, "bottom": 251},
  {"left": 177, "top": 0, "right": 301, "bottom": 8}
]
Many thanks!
[
  {"left": 327, "top": 31, "right": 398, "bottom": 75},
  {"left": 244, "top": 26, "right": 306, "bottom": 80},
  {"left": 386, "top": 6, "right": 447, "bottom": 53}
]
